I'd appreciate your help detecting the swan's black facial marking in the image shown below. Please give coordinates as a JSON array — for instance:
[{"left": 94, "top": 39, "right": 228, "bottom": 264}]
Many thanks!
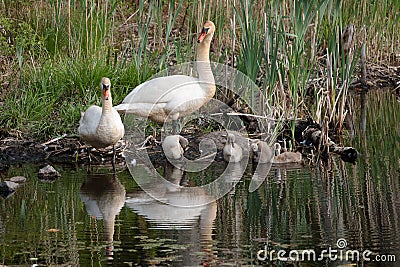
[
  {"left": 102, "top": 83, "right": 110, "bottom": 100},
  {"left": 201, "top": 27, "right": 209, "bottom": 34}
]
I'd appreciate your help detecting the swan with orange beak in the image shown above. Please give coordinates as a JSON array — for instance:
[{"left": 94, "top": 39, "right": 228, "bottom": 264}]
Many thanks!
[
  {"left": 78, "top": 77, "right": 125, "bottom": 165},
  {"left": 114, "top": 21, "right": 216, "bottom": 133}
]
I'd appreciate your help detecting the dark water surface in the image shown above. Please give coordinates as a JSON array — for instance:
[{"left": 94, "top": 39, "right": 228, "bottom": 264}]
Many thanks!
[{"left": 1, "top": 90, "right": 399, "bottom": 266}]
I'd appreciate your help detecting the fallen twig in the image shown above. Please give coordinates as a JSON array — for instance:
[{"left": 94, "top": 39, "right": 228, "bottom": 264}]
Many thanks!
[{"left": 41, "top": 134, "right": 68, "bottom": 146}]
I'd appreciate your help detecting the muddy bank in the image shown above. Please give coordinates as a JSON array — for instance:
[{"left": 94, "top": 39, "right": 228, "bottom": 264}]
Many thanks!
[
  {"left": 0, "top": 117, "right": 361, "bottom": 174},
  {"left": 0, "top": 131, "right": 227, "bottom": 171},
  {"left": 0, "top": 135, "right": 81, "bottom": 171}
]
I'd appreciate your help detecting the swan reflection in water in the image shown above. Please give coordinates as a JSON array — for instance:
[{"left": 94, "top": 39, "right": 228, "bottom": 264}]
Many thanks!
[
  {"left": 125, "top": 161, "right": 244, "bottom": 266},
  {"left": 79, "top": 173, "right": 126, "bottom": 260}
]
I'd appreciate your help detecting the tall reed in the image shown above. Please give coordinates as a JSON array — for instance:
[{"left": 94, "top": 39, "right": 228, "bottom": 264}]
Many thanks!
[{"left": 0, "top": 0, "right": 398, "bottom": 140}]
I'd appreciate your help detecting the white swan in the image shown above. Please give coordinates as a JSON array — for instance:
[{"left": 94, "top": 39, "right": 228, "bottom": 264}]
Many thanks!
[
  {"left": 78, "top": 77, "right": 125, "bottom": 161},
  {"left": 273, "top": 143, "right": 302, "bottom": 164},
  {"left": 114, "top": 21, "right": 216, "bottom": 125},
  {"left": 250, "top": 140, "right": 274, "bottom": 163},
  {"left": 162, "top": 135, "right": 188, "bottom": 161},
  {"left": 223, "top": 133, "right": 243, "bottom": 163}
]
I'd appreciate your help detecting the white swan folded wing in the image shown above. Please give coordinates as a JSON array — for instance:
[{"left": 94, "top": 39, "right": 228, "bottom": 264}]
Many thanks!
[{"left": 114, "top": 75, "right": 209, "bottom": 122}]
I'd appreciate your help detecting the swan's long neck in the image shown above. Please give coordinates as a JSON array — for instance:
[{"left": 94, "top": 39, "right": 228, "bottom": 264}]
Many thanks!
[
  {"left": 104, "top": 217, "right": 115, "bottom": 243},
  {"left": 104, "top": 217, "right": 115, "bottom": 257},
  {"left": 98, "top": 92, "right": 114, "bottom": 128},
  {"left": 197, "top": 40, "right": 215, "bottom": 98},
  {"left": 102, "top": 94, "right": 113, "bottom": 113}
]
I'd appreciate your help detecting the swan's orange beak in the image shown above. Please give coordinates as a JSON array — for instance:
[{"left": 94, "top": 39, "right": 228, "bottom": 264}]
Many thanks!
[{"left": 197, "top": 27, "right": 209, "bottom": 43}]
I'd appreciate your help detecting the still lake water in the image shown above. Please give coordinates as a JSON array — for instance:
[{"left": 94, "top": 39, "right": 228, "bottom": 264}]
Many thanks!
[{"left": 1, "top": 89, "right": 399, "bottom": 266}]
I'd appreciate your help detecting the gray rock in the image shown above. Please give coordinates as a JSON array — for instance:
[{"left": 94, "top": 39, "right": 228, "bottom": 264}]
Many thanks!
[
  {"left": 4, "top": 180, "right": 19, "bottom": 190},
  {"left": 9, "top": 176, "right": 27, "bottom": 184},
  {"left": 0, "top": 176, "right": 26, "bottom": 199},
  {"left": 38, "top": 165, "right": 61, "bottom": 180}
]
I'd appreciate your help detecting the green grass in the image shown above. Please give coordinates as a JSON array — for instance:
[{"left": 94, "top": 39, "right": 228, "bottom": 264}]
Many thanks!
[
  {"left": 0, "top": 51, "right": 153, "bottom": 137},
  {"left": 0, "top": 0, "right": 399, "bottom": 140}
]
